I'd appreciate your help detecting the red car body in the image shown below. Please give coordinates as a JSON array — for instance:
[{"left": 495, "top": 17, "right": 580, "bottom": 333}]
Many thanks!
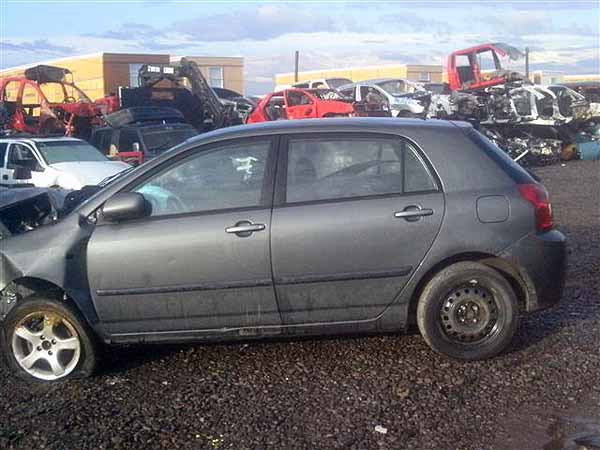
[
  {"left": 447, "top": 43, "right": 523, "bottom": 92},
  {"left": 247, "top": 88, "right": 354, "bottom": 123}
]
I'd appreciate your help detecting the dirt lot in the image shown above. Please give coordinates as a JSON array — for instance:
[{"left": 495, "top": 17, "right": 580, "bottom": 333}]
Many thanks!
[{"left": 0, "top": 161, "right": 599, "bottom": 450}]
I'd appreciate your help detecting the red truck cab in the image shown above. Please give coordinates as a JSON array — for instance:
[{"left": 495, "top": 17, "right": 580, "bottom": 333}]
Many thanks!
[{"left": 447, "top": 43, "right": 524, "bottom": 92}]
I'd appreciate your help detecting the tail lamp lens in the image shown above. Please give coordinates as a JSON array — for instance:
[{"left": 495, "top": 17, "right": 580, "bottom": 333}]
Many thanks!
[{"left": 518, "top": 183, "right": 554, "bottom": 232}]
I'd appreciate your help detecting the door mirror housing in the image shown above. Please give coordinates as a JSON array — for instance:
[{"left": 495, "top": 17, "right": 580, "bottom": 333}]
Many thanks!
[
  {"left": 102, "top": 192, "right": 149, "bottom": 222},
  {"left": 13, "top": 166, "right": 32, "bottom": 180}
]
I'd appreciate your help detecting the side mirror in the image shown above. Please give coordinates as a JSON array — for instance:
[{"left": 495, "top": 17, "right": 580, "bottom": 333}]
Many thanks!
[
  {"left": 13, "top": 166, "right": 32, "bottom": 180},
  {"left": 132, "top": 142, "right": 140, "bottom": 152},
  {"left": 102, "top": 192, "right": 149, "bottom": 222}
]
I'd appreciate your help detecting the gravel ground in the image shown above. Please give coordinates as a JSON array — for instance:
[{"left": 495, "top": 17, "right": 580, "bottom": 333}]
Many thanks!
[{"left": 1, "top": 161, "right": 599, "bottom": 450}]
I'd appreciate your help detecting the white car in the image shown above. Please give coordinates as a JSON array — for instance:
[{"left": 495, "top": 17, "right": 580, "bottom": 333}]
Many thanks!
[
  {"left": 0, "top": 137, "right": 130, "bottom": 190},
  {"left": 339, "top": 78, "right": 430, "bottom": 117}
]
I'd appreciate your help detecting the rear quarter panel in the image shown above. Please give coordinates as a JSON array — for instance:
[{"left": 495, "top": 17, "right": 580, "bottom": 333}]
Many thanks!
[{"left": 376, "top": 124, "right": 534, "bottom": 329}]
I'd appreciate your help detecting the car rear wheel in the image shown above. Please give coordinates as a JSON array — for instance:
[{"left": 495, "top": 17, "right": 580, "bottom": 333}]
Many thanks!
[
  {"left": 1, "top": 297, "right": 98, "bottom": 382},
  {"left": 416, "top": 262, "right": 519, "bottom": 360}
]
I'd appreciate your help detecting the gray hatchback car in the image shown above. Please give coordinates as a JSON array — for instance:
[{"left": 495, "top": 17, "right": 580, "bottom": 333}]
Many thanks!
[{"left": 0, "top": 118, "right": 566, "bottom": 382}]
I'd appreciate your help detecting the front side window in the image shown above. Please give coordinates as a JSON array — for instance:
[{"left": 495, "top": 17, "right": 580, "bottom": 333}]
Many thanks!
[
  {"left": 135, "top": 140, "right": 271, "bottom": 217},
  {"left": 7, "top": 144, "right": 38, "bottom": 169},
  {"left": 285, "top": 136, "right": 436, "bottom": 203},
  {"left": 0, "top": 143, "right": 8, "bottom": 166}
]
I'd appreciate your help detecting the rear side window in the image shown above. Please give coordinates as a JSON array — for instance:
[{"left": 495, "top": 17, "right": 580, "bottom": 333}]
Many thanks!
[
  {"left": 466, "top": 129, "right": 535, "bottom": 184},
  {"left": 285, "top": 136, "right": 437, "bottom": 203}
]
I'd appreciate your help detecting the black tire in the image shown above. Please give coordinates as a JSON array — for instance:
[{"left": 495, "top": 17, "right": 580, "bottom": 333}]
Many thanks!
[
  {"left": 416, "top": 262, "right": 519, "bottom": 361},
  {"left": 1, "top": 296, "right": 99, "bottom": 382}
]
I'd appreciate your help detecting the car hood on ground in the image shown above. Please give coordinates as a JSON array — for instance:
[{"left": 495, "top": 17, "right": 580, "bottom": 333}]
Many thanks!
[{"left": 50, "top": 161, "right": 130, "bottom": 186}]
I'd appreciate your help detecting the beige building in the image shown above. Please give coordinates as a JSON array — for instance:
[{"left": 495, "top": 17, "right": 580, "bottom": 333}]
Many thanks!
[
  {"left": 0, "top": 52, "right": 246, "bottom": 102},
  {"left": 276, "top": 64, "right": 444, "bottom": 87}
]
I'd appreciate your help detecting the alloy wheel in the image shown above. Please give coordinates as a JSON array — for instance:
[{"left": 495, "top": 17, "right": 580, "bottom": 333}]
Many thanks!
[{"left": 11, "top": 311, "right": 81, "bottom": 381}]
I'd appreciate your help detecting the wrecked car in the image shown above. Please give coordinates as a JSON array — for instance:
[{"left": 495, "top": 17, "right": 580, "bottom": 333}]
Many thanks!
[
  {"left": 0, "top": 137, "right": 130, "bottom": 190},
  {"left": 447, "top": 43, "right": 524, "bottom": 92},
  {"left": 0, "top": 65, "right": 109, "bottom": 139},
  {"left": 0, "top": 118, "right": 567, "bottom": 382},
  {"left": 90, "top": 107, "right": 198, "bottom": 165},
  {"left": 339, "top": 79, "right": 430, "bottom": 118},
  {"left": 119, "top": 59, "right": 242, "bottom": 133},
  {"left": 246, "top": 88, "right": 354, "bottom": 123}
]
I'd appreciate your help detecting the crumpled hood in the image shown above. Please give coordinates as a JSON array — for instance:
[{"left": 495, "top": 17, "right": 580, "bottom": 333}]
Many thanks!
[{"left": 50, "top": 161, "right": 130, "bottom": 186}]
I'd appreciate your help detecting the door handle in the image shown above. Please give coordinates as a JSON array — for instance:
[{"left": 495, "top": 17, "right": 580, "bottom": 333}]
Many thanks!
[
  {"left": 394, "top": 206, "right": 434, "bottom": 221},
  {"left": 225, "top": 220, "right": 266, "bottom": 237}
]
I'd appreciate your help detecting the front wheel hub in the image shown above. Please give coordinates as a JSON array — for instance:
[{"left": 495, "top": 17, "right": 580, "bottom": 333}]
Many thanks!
[{"left": 440, "top": 285, "right": 499, "bottom": 343}]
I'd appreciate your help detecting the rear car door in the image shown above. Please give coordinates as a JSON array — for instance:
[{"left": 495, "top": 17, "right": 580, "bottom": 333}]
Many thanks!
[
  {"left": 86, "top": 137, "right": 281, "bottom": 336},
  {"left": 271, "top": 133, "right": 444, "bottom": 324}
]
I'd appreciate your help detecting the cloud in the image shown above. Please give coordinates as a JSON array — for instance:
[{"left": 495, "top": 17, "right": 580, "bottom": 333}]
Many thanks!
[
  {"left": 91, "top": 23, "right": 166, "bottom": 40},
  {"left": 379, "top": 13, "right": 453, "bottom": 35},
  {"left": 174, "top": 4, "right": 337, "bottom": 41},
  {"left": 1, "top": 39, "right": 74, "bottom": 55}
]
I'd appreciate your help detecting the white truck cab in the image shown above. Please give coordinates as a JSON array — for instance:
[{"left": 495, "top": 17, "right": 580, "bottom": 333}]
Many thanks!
[{"left": 0, "top": 137, "right": 130, "bottom": 190}]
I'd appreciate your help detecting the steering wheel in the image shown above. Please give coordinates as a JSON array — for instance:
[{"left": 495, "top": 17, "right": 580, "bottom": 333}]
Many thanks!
[{"left": 324, "top": 160, "right": 400, "bottom": 179}]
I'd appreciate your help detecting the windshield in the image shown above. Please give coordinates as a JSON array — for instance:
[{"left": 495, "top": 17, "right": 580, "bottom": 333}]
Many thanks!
[
  {"left": 37, "top": 141, "right": 109, "bottom": 164},
  {"left": 326, "top": 78, "right": 352, "bottom": 89},
  {"left": 377, "top": 80, "right": 410, "bottom": 96},
  {"left": 141, "top": 127, "right": 197, "bottom": 158}
]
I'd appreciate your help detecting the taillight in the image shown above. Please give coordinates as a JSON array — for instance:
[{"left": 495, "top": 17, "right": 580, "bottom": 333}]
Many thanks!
[{"left": 518, "top": 183, "right": 554, "bottom": 232}]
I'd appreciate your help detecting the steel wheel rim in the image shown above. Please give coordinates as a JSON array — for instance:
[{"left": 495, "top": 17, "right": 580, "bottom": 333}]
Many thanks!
[
  {"left": 440, "top": 284, "right": 501, "bottom": 345},
  {"left": 11, "top": 311, "right": 81, "bottom": 381}
]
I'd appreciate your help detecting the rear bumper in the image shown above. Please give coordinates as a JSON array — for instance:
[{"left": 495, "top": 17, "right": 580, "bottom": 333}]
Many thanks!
[{"left": 500, "top": 229, "right": 567, "bottom": 312}]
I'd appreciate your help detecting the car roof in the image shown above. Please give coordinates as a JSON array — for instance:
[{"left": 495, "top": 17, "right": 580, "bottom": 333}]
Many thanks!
[
  {"left": 180, "top": 117, "right": 470, "bottom": 148},
  {"left": 0, "top": 136, "right": 84, "bottom": 144}
]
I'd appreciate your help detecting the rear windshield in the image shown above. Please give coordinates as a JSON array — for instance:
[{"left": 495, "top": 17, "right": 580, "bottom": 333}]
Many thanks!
[
  {"left": 37, "top": 141, "right": 109, "bottom": 164},
  {"left": 465, "top": 129, "right": 535, "bottom": 184},
  {"left": 140, "top": 127, "right": 197, "bottom": 158}
]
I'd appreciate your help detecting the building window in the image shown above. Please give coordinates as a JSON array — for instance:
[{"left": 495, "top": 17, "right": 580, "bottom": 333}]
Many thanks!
[
  {"left": 129, "top": 63, "right": 144, "bottom": 87},
  {"left": 208, "top": 66, "right": 224, "bottom": 88},
  {"left": 418, "top": 72, "right": 431, "bottom": 82}
]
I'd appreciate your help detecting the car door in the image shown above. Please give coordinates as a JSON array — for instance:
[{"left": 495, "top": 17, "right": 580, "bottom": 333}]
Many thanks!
[
  {"left": 5, "top": 143, "right": 48, "bottom": 187},
  {"left": 271, "top": 133, "right": 444, "bottom": 325},
  {"left": 285, "top": 91, "right": 315, "bottom": 119},
  {"left": 86, "top": 137, "right": 282, "bottom": 336}
]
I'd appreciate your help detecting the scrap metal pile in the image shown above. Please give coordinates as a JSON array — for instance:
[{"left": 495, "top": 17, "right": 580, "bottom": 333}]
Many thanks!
[{"left": 424, "top": 43, "right": 600, "bottom": 166}]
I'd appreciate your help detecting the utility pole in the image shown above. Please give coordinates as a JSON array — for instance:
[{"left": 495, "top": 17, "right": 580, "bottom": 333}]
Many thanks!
[
  {"left": 525, "top": 47, "right": 530, "bottom": 82},
  {"left": 294, "top": 51, "right": 299, "bottom": 82}
]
